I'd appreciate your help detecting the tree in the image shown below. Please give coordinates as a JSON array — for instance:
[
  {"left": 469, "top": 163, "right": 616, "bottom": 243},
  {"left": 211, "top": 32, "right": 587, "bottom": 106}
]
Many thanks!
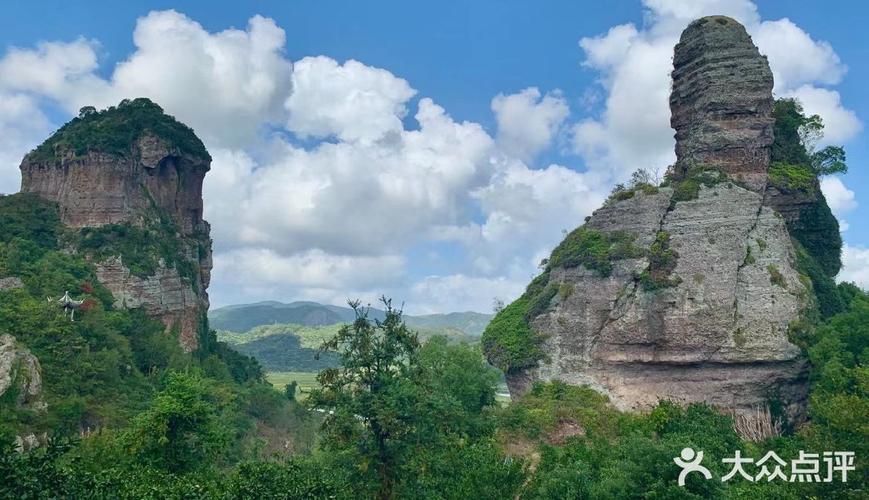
[
  {"left": 285, "top": 380, "right": 298, "bottom": 401},
  {"left": 772, "top": 98, "right": 848, "bottom": 176},
  {"left": 308, "top": 298, "right": 423, "bottom": 498},
  {"left": 417, "top": 336, "right": 500, "bottom": 437},
  {"left": 119, "top": 371, "right": 229, "bottom": 473},
  {"left": 78, "top": 106, "right": 96, "bottom": 118}
]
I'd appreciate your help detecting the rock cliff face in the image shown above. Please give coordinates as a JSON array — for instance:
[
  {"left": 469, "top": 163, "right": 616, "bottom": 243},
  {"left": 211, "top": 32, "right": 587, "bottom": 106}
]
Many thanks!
[
  {"left": 0, "top": 334, "right": 44, "bottom": 410},
  {"left": 670, "top": 16, "right": 774, "bottom": 191},
  {"left": 485, "top": 16, "right": 811, "bottom": 419},
  {"left": 19, "top": 99, "right": 212, "bottom": 351}
]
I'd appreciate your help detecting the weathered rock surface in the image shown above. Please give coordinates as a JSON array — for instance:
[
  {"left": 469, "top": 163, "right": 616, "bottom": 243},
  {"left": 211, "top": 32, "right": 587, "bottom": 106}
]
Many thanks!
[
  {"left": 0, "top": 334, "right": 45, "bottom": 409},
  {"left": 95, "top": 256, "right": 206, "bottom": 351},
  {"left": 518, "top": 184, "right": 808, "bottom": 416},
  {"left": 20, "top": 133, "right": 209, "bottom": 233},
  {"left": 0, "top": 277, "right": 24, "bottom": 291},
  {"left": 20, "top": 114, "right": 212, "bottom": 351},
  {"left": 497, "top": 16, "right": 810, "bottom": 419},
  {"left": 670, "top": 16, "right": 774, "bottom": 191}
]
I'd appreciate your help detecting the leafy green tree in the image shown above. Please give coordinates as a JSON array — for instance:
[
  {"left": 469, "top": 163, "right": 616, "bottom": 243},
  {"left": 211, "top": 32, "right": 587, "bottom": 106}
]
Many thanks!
[
  {"left": 772, "top": 98, "right": 848, "bottom": 176},
  {"left": 417, "top": 336, "right": 500, "bottom": 437},
  {"left": 308, "top": 298, "right": 423, "bottom": 498},
  {"left": 285, "top": 380, "right": 298, "bottom": 401},
  {"left": 119, "top": 371, "right": 229, "bottom": 473}
]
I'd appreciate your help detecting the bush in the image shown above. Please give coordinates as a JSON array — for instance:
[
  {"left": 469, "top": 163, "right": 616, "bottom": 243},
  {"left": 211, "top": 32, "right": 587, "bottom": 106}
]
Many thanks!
[
  {"left": 768, "top": 162, "right": 816, "bottom": 192},
  {"left": 482, "top": 295, "right": 543, "bottom": 372},
  {"left": 548, "top": 228, "right": 644, "bottom": 275},
  {"left": 669, "top": 167, "right": 728, "bottom": 204},
  {"left": 637, "top": 230, "right": 681, "bottom": 290}
]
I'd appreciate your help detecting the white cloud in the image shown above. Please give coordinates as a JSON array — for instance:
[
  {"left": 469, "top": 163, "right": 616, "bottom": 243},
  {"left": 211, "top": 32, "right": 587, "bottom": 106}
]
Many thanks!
[
  {"left": 0, "top": 10, "right": 293, "bottom": 148},
  {"left": 820, "top": 176, "right": 857, "bottom": 232},
  {"left": 0, "top": 93, "right": 51, "bottom": 193},
  {"left": 839, "top": 244, "right": 869, "bottom": 290},
  {"left": 783, "top": 85, "right": 862, "bottom": 145},
  {"left": 285, "top": 56, "right": 416, "bottom": 144},
  {"left": 409, "top": 274, "right": 527, "bottom": 315},
  {"left": 572, "top": 0, "right": 860, "bottom": 180},
  {"left": 214, "top": 248, "right": 405, "bottom": 289},
  {"left": 0, "top": 38, "right": 105, "bottom": 100},
  {"left": 491, "top": 87, "right": 569, "bottom": 161},
  {"left": 821, "top": 177, "right": 857, "bottom": 216},
  {"left": 753, "top": 19, "right": 846, "bottom": 91},
  {"left": 212, "top": 96, "right": 495, "bottom": 257}
]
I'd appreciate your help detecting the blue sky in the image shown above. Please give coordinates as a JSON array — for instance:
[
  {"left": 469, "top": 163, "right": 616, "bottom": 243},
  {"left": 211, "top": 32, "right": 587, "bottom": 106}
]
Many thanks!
[{"left": 1, "top": 1, "right": 867, "bottom": 312}]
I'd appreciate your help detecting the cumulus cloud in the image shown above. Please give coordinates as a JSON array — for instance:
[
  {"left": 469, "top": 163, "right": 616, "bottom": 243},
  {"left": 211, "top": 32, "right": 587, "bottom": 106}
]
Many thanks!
[
  {"left": 0, "top": 93, "right": 51, "bottom": 193},
  {"left": 285, "top": 57, "right": 416, "bottom": 143},
  {"left": 409, "top": 274, "right": 527, "bottom": 315},
  {"left": 783, "top": 85, "right": 862, "bottom": 145},
  {"left": 821, "top": 177, "right": 857, "bottom": 216},
  {"left": 839, "top": 244, "right": 869, "bottom": 290},
  {"left": 820, "top": 176, "right": 858, "bottom": 232},
  {"left": 1, "top": 6, "right": 860, "bottom": 313},
  {"left": 0, "top": 10, "right": 293, "bottom": 148},
  {"left": 572, "top": 0, "right": 861, "bottom": 180},
  {"left": 491, "top": 87, "right": 569, "bottom": 162},
  {"left": 208, "top": 97, "right": 495, "bottom": 257}
]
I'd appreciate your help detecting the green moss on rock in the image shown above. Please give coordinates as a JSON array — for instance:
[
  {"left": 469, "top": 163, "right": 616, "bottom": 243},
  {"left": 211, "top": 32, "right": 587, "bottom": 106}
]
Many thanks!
[
  {"left": 668, "top": 167, "right": 728, "bottom": 205},
  {"left": 768, "top": 162, "right": 816, "bottom": 192},
  {"left": 767, "top": 264, "right": 786, "bottom": 288},
  {"left": 548, "top": 228, "right": 644, "bottom": 276}
]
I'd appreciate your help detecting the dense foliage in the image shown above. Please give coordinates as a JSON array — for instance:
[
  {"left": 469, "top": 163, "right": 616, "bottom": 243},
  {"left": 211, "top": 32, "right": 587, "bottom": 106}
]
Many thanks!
[
  {"left": 0, "top": 194, "right": 312, "bottom": 477},
  {"left": 548, "top": 228, "right": 644, "bottom": 275},
  {"left": 491, "top": 283, "right": 868, "bottom": 498},
  {"left": 27, "top": 98, "right": 210, "bottom": 163},
  {"left": 308, "top": 299, "right": 512, "bottom": 498},
  {"left": 769, "top": 98, "right": 844, "bottom": 283},
  {"left": 3, "top": 281, "right": 867, "bottom": 498}
]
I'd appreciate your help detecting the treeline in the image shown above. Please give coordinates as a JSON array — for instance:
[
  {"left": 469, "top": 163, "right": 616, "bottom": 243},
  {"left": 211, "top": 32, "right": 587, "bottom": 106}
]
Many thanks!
[{"left": 2, "top": 285, "right": 867, "bottom": 498}]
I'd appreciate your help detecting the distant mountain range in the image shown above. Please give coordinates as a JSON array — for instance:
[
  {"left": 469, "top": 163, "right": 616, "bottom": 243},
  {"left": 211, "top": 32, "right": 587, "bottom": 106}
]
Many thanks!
[
  {"left": 210, "top": 301, "right": 493, "bottom": 336},
  {"left": 211, "top": 301, "right": 493, "bottom": 372}
]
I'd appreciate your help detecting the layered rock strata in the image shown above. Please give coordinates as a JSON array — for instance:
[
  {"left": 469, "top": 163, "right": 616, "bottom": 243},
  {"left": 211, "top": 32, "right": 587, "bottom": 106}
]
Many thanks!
[
  {"left": 670, "top": 16, "right": 774, "bottom": 191},
  {"left": 491, "top": 16, "right": 810, "bottom": 419}
]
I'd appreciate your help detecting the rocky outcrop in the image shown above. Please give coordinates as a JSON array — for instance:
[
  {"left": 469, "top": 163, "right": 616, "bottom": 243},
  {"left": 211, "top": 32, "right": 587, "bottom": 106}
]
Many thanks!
[
  {"left": 670, "top": 16, "right": 774, "bottom": 191},
  {"left": 488, "top": 16, "right": 810, "bottom": 419},
  {"left": 19, "top": 99, "right": 212, "bottom": 350},
  {"left": 0, "top": 334, "right": 44, "bottom": 410},
  {"left": 20, "top": 132, "right": 209, "bottom": 234},
  {"left": 95, "top": 256, "right": 207, "bottom": 351},
  {"left": 0, "top": 277, "right": 24, "bottom": 291},
  {"left": 517, "top": 184, "right": 809, "bottom": 416}
]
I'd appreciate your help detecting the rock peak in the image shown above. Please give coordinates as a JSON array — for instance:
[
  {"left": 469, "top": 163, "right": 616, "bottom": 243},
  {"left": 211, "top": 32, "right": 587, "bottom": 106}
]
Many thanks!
[
  {"left": 19, "top": 99, "right": 212, "bottom": 351},
  {"left": 669, "top": 15, "right": 774, "bottom": 190}
]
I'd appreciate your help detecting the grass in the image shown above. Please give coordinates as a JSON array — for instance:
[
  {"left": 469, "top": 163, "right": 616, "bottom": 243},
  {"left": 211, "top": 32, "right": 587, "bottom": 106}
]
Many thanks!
[{"left": 266, "top": 372, "right": 320, "bottom": 401}]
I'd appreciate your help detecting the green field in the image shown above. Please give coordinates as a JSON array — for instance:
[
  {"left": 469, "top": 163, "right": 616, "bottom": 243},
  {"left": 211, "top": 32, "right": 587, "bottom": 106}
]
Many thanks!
[{"left": 267, "top": 371, "right": 320, "bottom": 400}]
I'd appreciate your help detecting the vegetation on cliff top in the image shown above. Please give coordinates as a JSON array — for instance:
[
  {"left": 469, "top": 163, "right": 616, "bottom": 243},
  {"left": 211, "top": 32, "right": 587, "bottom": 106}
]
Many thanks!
[{"left": 27, "top": 98, "right": 210, "bottom": 163}]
